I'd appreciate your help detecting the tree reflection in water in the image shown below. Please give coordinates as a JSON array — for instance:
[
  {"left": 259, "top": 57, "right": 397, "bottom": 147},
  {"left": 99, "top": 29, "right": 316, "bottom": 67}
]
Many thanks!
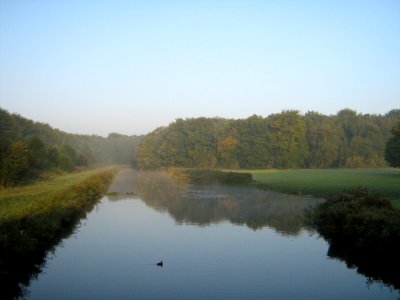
[
  {"left": 108, "top": 169, "right": 400, "bottom": 292},
  {"left": 326, "top": 238, "right": 400, "bottom": 291},
  {"left": 108, "top": 170, "right": 323, "bottom": 236}
]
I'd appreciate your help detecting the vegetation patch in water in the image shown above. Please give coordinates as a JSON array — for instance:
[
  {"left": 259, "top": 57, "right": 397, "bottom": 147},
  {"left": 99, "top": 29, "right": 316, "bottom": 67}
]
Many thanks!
[{"left": 169, "top": 168, "right": 252, "bottom": 185}]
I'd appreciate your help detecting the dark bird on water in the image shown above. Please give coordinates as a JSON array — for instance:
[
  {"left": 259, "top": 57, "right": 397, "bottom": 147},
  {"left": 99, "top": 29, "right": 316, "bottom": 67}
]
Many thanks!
[{"left": 157, "top": 260, "right": 163, "bottom": 267}]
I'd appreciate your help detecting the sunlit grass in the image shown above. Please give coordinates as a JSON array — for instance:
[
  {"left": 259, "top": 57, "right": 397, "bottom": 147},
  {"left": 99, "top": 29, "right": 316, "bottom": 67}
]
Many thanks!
[
  {"left": 248, "top": 168, "right": 400, "bottom": 206},
  {"left": 0, "top": 166, "right": 121, "bottom": 221}
]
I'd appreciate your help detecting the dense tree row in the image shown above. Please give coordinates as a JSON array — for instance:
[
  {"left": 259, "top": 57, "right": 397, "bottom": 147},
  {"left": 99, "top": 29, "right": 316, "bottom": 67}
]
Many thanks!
[
  {"left": 0, "top": 108, "right": 142, "bottom": 186},
  {"left": 136, "top": 109, "right": 400, "bottom": 169},
  {"left": 0, "top": 137, "right": 87, "bottom": 185}
]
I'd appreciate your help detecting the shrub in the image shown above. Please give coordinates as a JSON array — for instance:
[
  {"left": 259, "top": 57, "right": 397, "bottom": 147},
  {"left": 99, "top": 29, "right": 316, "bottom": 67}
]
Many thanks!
[
  {"left": 309, "top": 187, "right": 400, "bottom": 251},
  {"left": 169, "top": 168, "right": 253, "bottom": 185}
]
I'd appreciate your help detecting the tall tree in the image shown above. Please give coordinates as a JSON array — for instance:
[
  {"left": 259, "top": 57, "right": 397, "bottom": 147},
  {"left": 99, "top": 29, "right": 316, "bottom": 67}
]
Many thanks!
[
  {"left": 27, "top": 136, "right": 47, "bottom": 177},
  {"left": 1, "top": 141, "right": 30, "bottom": 185},
  {"left": 268, "top": 111, "right": 307, "bottom": 168},
  {"left": 235, "top": 115, "right": 271, "bottom": 168},
  {"left": 385, "top": 122, "right": 400, "bottom": 167},
  {"left": 304, "top": 112, "right": 340, "bottom": 168},
  {"left": 136, "top": 129, "right": 163, "bottom": 169}
]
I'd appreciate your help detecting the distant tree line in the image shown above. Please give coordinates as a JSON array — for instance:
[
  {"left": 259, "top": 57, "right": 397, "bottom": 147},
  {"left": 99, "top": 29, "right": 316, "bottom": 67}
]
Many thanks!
[
  {"left": 136, "top": 109, "right": 400, "bottom": 169},
  {"left": 0, "top": 108, "right": 142, "bottom": 186}
]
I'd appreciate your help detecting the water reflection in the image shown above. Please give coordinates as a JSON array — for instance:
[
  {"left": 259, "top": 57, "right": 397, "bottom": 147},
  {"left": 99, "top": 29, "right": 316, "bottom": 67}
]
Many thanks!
[
  {"left": 107, "top": 170, "right": 400, "bottom": 293},
  {"left": 18, "top": 169, "right": 399, "bottom": 299},
  {"left": 327, "top": 240, "right": 400, "bottom": 291},
  {"left": 0, "top": 202, "right": 97, "bottom": 299},
  {"left": 108, "top": 170, "right": 323, "bottom": 235}
]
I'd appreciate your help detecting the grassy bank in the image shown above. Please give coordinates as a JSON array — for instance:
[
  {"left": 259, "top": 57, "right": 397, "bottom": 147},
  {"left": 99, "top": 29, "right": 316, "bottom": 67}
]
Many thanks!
[
  {"left": 249, "top": 169, "right": 400, "bottom": 207},
  {"left": 0, "top": 166, "right": 120, "bottom": 299},
  {"left": 0, "top": 166, "right": 121, "bottom": 221}
]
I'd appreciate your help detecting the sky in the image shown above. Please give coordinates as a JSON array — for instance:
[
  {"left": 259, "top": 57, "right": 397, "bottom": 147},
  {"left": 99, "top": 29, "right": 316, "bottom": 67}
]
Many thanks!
[{"left": 0, "top": 0, "right": 399, "bottom": 136}]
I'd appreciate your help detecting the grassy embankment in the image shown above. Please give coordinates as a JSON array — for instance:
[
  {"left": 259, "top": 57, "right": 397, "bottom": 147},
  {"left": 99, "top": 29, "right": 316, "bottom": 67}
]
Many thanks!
[
  {"left": 249, "top": 169, "right": 400, "bottom": 208},
  {"left": 0, "top": 166, "right": 121, "bottom": 221},
  {"left": 0, "top": 166, "right": 121, "bottom": 299}
]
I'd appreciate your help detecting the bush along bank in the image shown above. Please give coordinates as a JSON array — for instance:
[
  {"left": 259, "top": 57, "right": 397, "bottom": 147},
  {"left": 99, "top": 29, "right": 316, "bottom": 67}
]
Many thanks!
[
  {"left": 0, "top": 167, "right": 119, "bottom": 300},
  {"left": 168, "top": 168, "right": 253, "bottom": 185},
  {"left": 308, "top": 187, "right": 400, "bottom": 289}
]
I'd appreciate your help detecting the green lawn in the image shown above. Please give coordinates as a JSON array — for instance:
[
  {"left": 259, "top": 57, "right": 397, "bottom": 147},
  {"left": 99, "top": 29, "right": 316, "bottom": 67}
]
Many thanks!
[{"left": 249, "top": 169, "right": 400, "bottom": 207}]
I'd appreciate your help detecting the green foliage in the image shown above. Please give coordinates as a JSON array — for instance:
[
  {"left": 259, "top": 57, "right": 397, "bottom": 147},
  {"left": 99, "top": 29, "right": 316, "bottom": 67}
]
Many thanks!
[
  {"left": 385, "top": 122, "right": 400, "bottom": 167},
  {"left": 268, "top": 110, "right": 307, "bottom": 168},
  {"left": 0, "top": 138, "right": 88, "bottom": 185},
  {"left": 234, "top": 115, "right": 271, "bottom": 168},
  {"left": 137, "top": 118, "right": 227, "bottom": 169},
  {"left": 0, "top": 107, "right": 142, "bottom": 186},
  {"left": 136, "top": 109, "right": 400, "bottom": 169},
  {"left": 304, "top": 112, "right": 340, "bottom": 168},
  {"left": 307, "top": 187, "right": 400, "bottom": 290},
  {"left": 169, "top": 168, "right": 252, "bottom": 185},
  {"left": 27, "top": 136, "right": 47, "bottom": 173},
  {"left": 1, "top": 141, "right": 30, "bottom": 185},
  {"left": 308, "top": 187, "right": 400, "bottom": 251}
]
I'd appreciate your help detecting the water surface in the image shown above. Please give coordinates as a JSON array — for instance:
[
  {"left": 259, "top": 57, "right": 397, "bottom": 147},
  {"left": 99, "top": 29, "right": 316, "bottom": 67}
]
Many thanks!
[{"left": 26, "top": 170, "right": 398, "bottom": 299}]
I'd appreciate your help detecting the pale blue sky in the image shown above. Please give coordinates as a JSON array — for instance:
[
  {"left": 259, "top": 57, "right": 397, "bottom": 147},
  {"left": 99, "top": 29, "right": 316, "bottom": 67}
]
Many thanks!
[{"left": 1, "top": 0, "right": 399, "bottom": 136}]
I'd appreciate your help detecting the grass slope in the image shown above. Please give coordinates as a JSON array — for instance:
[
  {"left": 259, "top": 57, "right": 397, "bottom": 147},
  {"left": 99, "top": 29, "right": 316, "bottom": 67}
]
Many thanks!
[
  {"left": 249, "top": 169, "right": 400, "bottom": 207},
  {"left": 0, "top": 166, "right": 120, "bottom": 221}
]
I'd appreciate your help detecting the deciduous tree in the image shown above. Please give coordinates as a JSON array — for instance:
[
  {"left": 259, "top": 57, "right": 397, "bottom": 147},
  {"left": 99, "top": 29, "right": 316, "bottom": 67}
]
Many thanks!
[{"left": 385, "top": 122, "right": 400, "bottom": 167}]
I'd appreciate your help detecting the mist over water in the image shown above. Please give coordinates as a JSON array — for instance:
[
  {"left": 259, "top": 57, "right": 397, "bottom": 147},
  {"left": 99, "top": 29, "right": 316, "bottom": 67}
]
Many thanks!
[
  {"left": 109, "top": 169, "right": 324, "bottom": 234},
  {"left": 25, "top": 169, "right": 398, "bottom": 299}
]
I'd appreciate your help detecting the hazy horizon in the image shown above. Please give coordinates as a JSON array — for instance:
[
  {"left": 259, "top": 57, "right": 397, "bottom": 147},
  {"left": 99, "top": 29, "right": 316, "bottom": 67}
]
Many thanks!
[
  {"left": 1, "top": 105, "right": 400, "bottom": 138},
  {"left": 1, "top": 0, "right": 399, "bottom": 136}
]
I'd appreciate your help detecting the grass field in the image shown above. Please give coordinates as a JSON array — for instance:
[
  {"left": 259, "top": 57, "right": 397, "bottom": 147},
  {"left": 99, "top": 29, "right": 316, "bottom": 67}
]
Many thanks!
[
  {"left": 0, "top": 166, "right": 120, "bottom": 221},
  {"left": 249, "top": 169, "right": 400, "bottom": 207}
]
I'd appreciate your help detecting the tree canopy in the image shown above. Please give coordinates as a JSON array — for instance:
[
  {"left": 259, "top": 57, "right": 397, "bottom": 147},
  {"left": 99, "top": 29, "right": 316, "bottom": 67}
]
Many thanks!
[
  {"left": 136, "top": 109, "right": 400, "bottom": 169},
  {"left": 0, "top": 108, "right": 143, "bottom": 186},
  {"left": 385, "top": 122, "right": 400, "bottom": 167}
]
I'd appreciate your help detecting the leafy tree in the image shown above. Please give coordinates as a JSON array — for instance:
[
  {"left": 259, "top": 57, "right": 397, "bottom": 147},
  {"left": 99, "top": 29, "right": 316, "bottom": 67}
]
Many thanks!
[
  {"left": 385, "top": 122, "right": 400, "bottom": 167},
  {"left": 136, "top": 129, "right": 163, "bottom": 169},
  {"left": 235, "top": 115, "right": 271, "bottom": 168},
  {"left": 135, "top": 109, "right": 400, "bottom": 170},
  {"left": 304, "top": 112, "right": 340, "bottom": 168},
  {"left": 217, "top": 136, "right": 239, "bottom": 168},
  {"left": 268, "top": 111, "right": 307, "bottom": 168},
  {"left": 27, "top": 136, "right": 47, "bottom": 177},
  {"left": 0, "top": 107, "right": 143, "bottom": 186},
  {"left": 1, "top": 141, "right": 30, "bottom": 185},
  {"left": 46, "top": 146, "right": 61, "bottom": 169}
]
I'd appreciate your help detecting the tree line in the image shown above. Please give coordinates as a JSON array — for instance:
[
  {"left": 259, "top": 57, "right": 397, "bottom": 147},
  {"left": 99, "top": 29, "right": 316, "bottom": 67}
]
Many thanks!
[
  {"left": 136, "top": 109, "right": 400, "bottom": 169},
  {"left": 0, "top": 108, "right": 142, "bottom": 186},
  {"left": 2, "top": 107, "right": 399, "bottom": 185}
]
